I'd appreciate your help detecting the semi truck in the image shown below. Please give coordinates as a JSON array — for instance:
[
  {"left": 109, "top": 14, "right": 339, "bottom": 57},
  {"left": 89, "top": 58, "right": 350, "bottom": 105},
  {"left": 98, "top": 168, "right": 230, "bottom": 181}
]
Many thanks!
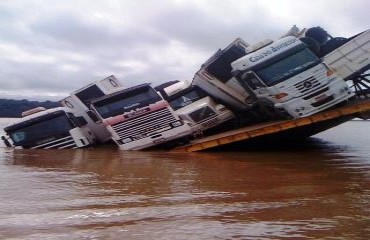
[
  {"left": 231, "top": 36, "right": 354, "bottom": 118},
  {"left": 194, "top": 36, "right": 354, "bottom": 120},
  {"left": 1, "top": 107, "right": 96, "bottom": 149},
  {"left": 89, "top": 83, "right": 193, "bottom": 150},
  {"left": 155, "top": 80, "right": 235, "bottom": 136},
  {"left": 60, "top": 75, "right": 124, "bottom": 143}
]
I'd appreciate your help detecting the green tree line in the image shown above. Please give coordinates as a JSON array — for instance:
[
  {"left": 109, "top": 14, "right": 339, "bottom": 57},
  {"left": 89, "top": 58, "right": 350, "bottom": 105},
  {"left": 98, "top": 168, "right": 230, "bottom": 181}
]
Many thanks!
[{"left": 0, "top": 99, "right": 60, "bottom": 118}]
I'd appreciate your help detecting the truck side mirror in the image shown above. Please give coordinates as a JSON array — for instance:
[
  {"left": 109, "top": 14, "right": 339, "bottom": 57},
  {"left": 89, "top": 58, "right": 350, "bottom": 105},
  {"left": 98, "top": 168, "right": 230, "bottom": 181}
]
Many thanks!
[
  {"left": 231, "top": 69, "right": 241, "bottom": 76},
  {"left": 87, "top": 110, "right": 100, "bottom": 123},
  {"left": 1, "top": 136, "right": 12, "bottom": 147},
  {"left": 74, "top": 116, "right": 88, "bottom": 127},
  {"left": 243, "top": 72, "right": 265, "bottom": 90}
]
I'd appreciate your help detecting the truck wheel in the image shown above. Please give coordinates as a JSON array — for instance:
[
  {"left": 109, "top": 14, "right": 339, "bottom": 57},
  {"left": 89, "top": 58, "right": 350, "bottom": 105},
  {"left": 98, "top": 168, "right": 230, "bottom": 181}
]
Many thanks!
[
  {"left": 300, "top": 37, "right": 321, "bottom": 57},
  {"left": 305, "top": 27, "right": 330, "bottom": 45},
  {"left": 253, "top": 99, "right": 290, "bottom": 121}
]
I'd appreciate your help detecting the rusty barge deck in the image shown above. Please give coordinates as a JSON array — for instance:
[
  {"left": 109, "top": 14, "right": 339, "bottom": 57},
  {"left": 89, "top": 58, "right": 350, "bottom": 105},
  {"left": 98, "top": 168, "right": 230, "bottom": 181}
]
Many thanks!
[{"left": 172, "top": 99, "right": 370, "bottom": 152}]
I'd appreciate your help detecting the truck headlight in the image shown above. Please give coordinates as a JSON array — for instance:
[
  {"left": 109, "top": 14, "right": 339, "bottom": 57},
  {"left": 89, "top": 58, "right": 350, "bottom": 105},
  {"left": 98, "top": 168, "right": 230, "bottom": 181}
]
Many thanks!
[
  {"left": 170, "top": 120, "right": 183, "bottom": 127},
  {"left": 326, "top": 69, "right": 334, "bottom": 76},
  {"left": 343, "top": 86, "right": 349, "bottom": 93},
  {"left": 217, "top": 105, "right": 228, "bottom": 112},
  {"left": 274, "top": 92, "right": 288, "bottom": 100},
  {"left": 121, "top": 137, "right": 133, "bottom": 144}
]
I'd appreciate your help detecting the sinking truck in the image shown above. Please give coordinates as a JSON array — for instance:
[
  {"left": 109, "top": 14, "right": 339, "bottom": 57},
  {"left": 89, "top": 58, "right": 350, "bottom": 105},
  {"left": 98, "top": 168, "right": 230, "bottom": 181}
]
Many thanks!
[
  {"left": 193, "top": 36, "right": 354, "bottom": 120},
  {"left": 89, "top": 83, "right": 193, "bottom": 150},
  {"left": 1, "top": 107, "right": 96, "bottom": 149},
  {"left": 60, "top": 75, "right": 124, "bottom": 143},
  {"left": 156, "top": 80, "right": 235, "bottom": 136}
]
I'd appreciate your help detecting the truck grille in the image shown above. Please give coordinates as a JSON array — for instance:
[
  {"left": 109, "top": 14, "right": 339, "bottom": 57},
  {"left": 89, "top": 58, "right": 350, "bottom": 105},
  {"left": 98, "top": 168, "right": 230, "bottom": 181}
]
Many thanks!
[
  {"left": 111, "top": 108, "right": 177, "bottom": 140},
  {"left": 31, "top": 136, "right": 77, "bottom": 149},
  {"left": 189, "top": 107, "right": 216, "bottom": 123},
  {"left": 302, "top": 87, "right": 330, "bottom": 100},
  {"left": 200, "top": 117, "right": 221, "bottom": 130},
  {"left": 294, "top": 76, "right": 320, "bottom": 93}
]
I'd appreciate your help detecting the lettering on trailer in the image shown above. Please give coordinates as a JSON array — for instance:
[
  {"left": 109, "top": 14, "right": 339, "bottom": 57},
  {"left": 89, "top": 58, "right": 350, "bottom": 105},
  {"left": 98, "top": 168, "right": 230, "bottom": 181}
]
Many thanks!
[{"left": 249, "top": 38, "right": 298, "bottom": 63}]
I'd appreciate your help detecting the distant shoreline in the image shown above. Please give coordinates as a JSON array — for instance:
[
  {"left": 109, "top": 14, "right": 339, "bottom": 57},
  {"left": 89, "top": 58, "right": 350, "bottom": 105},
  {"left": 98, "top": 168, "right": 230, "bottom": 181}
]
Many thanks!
[{"left": 0, "top": 99, "right": 60, "bottom": 118}]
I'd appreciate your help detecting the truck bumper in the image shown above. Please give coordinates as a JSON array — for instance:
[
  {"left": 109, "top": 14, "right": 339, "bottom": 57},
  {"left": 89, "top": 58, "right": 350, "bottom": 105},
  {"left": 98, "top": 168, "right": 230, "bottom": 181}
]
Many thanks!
[
  {"left": 275, "top": 80, "right": 355, "bottom": 118},
  {"left": 114, "top": 124, "right": 193, "bottom": 150},
  {"left": 192, "top": 110, "right": 235, "bottom": 133}
]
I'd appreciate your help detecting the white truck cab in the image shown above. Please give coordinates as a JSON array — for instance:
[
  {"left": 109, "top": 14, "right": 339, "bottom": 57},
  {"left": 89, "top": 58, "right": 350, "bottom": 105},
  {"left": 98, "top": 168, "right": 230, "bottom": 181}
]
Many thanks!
[
  {"left": 61, "top": 75, "right": 124, "bottom": 143},
  {"left": 231, "top": 36, "right": 355, "bottom": 117},
  {"left": 2, "top": 107, "right": 95, "bottom": 149},
  {"left": 157, "top": 80, "right": 235, "bottom": 135},
  {"left": 90, "top": 83, "right": 193, "bottom": 150}
]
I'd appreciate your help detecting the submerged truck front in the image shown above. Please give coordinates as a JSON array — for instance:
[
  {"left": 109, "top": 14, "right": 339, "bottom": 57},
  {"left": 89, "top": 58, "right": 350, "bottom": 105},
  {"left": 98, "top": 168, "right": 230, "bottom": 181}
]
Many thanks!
[
  {"left": 61, "top": 75, "right": 124, "bottom": 143},
  {"left": 2, "top": 107, "right": 95, "bottom": 149},
  {"left": 90, "top": 83, "right": 192, "bottom": 150},
  {"left": 157, "top": 80, "right": 235, "bottom": 136}
]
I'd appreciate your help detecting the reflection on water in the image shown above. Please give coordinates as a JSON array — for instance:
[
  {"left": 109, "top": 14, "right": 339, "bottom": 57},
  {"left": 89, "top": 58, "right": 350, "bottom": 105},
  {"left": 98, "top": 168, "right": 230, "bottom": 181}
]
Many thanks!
[{"left": 0, "top": 121, "right": 370, "bottom": 239}]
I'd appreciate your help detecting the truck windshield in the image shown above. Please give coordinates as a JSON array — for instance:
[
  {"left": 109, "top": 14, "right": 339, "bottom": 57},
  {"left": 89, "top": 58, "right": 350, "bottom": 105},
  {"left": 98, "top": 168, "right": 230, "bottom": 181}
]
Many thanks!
[
  {"left": 169, "top": 87, "right": 208, "bottom": 111},
  {"left": 93, "top": 87, "right": 162, "bottom": 118},
  {"left": 255, "top": 48, "right": 320, "bottom": 86},
  {"left": 7, "top": 113, "right": 73, "bottom": 147}
]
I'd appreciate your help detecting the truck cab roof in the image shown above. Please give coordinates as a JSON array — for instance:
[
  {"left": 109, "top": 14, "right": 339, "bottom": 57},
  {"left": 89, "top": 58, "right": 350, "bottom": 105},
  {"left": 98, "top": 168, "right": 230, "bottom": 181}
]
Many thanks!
[
  {"left": 4, "top": 107, "right": 73, "bottom": 132},
  {"left": 162, "top": 80, "right": 192, "bottom": 98},
  {"left": 231, "top": 36, "right": 303, "bottom": 73},
  {"left": 91, "top": 83, "right": 152, "bottom": 105}
]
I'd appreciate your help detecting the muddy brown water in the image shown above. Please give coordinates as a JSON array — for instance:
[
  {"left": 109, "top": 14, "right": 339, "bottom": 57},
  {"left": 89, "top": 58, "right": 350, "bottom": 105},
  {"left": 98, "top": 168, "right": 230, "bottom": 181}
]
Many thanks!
[{"left": 0, "top": 119, "right": 370, "bottom": 239}]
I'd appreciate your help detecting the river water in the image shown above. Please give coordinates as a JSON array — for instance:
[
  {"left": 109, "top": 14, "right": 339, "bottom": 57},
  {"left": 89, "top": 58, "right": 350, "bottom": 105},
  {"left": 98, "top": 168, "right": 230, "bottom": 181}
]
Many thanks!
[{"left": 0, "top": 118, "right": 369, "bottom": 239}]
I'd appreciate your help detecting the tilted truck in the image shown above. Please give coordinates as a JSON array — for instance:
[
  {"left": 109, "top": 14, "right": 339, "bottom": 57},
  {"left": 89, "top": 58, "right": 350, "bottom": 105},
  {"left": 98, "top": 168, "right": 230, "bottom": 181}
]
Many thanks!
[
  {"left": 60, "top": 75, "right": 124, "bottom": 143},
  {"left": 89, "top": 83, "right": 193, "bottom": 150},
  {"left": 194, "top": 36, "right": 354, "bottom": 119},
  {"left": 231, "top": 36, "right": 354, "bottom": 118},
  {"left": 1, "top": 107, "right": 96, "bottom": 149},
  {"left": 155, "top": 80, "right": 235, "bottom": 136},
  {"left": 193, "top": 38, "right": 252, "bottom": 112}
]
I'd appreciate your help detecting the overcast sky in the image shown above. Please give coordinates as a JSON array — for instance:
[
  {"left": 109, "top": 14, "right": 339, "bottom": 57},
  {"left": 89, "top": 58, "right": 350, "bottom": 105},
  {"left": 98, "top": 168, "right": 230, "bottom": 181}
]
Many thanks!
[{"left": 0, "top": 0, "right": 369, "bottom": 101}]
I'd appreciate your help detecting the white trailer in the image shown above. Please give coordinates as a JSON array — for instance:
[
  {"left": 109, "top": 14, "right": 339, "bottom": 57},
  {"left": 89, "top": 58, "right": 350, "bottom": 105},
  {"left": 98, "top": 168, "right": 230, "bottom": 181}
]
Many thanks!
[{"left": 322, "top": 30, "right": 370, "bottom": 95}]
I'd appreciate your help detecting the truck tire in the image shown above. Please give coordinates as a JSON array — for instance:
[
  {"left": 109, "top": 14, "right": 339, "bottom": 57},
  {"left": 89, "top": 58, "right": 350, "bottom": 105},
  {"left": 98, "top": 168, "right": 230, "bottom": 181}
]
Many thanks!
[
  {"left": 305, "top": 27, "right": 329, "bottom": 45},
  {"left": 300, "top": 37, "right": 321, "bottom": 57},
  {"left": 252, "top": 98, "right": 290, "bottom": 121}
]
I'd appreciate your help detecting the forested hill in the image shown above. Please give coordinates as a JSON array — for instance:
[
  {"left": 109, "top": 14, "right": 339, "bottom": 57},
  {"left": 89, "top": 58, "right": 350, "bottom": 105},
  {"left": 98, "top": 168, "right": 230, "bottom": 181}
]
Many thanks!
[{"left": 0, "top": 99, "right": 61, "bottom": 117}]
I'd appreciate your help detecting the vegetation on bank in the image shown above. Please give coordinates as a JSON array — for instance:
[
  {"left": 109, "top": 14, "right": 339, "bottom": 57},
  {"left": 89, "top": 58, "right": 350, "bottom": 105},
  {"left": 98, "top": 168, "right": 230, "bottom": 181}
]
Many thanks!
[{"left": 0, "top": 99, "right": 60, "bottom": 117}]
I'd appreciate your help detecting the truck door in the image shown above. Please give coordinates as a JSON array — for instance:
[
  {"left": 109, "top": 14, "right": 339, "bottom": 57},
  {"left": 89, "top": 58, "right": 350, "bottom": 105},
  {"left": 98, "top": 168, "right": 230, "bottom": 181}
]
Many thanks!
[{"left": 239, "top": 72, "right": 268, "bottom": 102}]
